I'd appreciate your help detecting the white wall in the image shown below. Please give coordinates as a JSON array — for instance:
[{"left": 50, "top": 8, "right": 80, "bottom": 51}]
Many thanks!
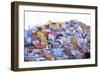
[{"left": 0, "top": 0, "right": 99, "bottom": 73}]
